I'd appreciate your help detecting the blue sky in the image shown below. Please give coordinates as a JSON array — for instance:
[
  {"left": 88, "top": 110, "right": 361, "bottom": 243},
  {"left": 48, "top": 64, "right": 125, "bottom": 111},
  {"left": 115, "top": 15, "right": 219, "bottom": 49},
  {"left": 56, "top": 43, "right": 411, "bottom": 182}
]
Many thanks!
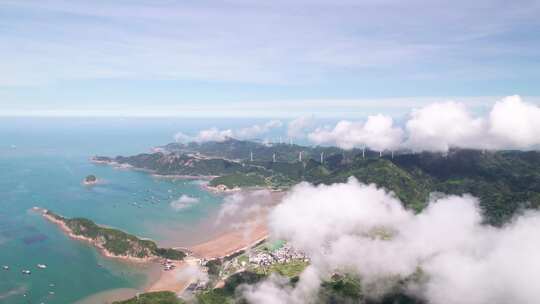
[{"left": 1, "top": 0, "right": 540, "bottom": 117}]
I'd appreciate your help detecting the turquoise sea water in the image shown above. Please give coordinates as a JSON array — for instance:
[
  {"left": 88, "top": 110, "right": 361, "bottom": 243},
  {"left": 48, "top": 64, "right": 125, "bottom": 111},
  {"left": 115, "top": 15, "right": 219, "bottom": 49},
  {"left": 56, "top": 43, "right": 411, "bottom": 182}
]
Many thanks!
[{"left": 0, "top": 118, "right": 275, "bottom": 304}]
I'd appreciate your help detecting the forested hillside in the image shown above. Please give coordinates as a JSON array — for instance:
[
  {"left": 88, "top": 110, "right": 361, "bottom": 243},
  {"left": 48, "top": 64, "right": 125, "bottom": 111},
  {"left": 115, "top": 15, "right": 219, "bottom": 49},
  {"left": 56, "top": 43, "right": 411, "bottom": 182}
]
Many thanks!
[{"left": 97, "top": 140, "right": 540, "bottom": 226}]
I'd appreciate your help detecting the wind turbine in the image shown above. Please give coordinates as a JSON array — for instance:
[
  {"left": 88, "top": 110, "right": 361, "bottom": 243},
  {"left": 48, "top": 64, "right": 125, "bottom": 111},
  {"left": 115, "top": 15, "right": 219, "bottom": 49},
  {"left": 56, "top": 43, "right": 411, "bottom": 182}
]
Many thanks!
[
  {"left": 250, "top": 151, "right": 253, "bottom": 162},
  {"left": 273, "top": 153, "right": 276, "bottom": 162},
  {"left": 320, "top": 152, "right": 324, "bottom": 164},
  {"left": 299, "top": 151, "right": 303, "bottom": 162}
]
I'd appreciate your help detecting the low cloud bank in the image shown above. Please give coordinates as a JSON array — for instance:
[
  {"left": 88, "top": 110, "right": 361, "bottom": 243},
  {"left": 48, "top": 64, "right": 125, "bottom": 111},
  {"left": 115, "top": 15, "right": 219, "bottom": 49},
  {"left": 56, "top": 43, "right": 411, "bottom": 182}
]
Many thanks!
[
  {"left": 288, "top": 115, "right": 315, "bottom": 139},
  {"left": 243, "top": 178, "right": 540, "bottom": 304},
  {"left": 175, "top": 120, "right": 282, "bottom": 143},
  {"left": 309, "top": 114, "right": 403, "bottom": 151},
  {"left": 309, "top": 95, "right": 540, "bottom": 151},
  {"left": 216, "top": 189, "right": 273, "bottom": 225},
  {"left": 174, "top": 95, "right": 540, "bottom": 151},
  {"left": 236, "top": 120, "right": 283, "bottom": 139}
]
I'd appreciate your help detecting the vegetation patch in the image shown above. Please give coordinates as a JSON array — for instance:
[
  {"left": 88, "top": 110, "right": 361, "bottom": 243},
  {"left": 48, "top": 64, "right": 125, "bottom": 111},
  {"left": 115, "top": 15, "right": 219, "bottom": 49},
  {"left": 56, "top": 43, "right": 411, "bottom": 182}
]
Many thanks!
[
  {"left": 209, "top": 173, "right": 267, "bottom": 189},
  {"left": 112, "top": 291, "right": 184, "bottom": 304},
  {"left": 45, "top": 211, "right": 185, "bottom": 260},
  {"left": 255, "top": 260, "right": 309, "bottom": 278}
]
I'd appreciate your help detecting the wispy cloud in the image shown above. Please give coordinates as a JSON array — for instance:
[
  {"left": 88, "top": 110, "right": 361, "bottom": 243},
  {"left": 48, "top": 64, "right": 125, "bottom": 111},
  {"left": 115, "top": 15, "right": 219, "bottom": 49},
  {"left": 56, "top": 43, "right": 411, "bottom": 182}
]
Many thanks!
[
  {"left": 2, "top": 96, "right": 535, "bottom": 119},
  {"left": 1, "top": 0, "right": 539, "bottom": 87},
  {"left": 175, "top": 119, "right": 283, "bottom": 142},
  {"left": 1, "top": 1, "right": 540, "bottom": 116}
]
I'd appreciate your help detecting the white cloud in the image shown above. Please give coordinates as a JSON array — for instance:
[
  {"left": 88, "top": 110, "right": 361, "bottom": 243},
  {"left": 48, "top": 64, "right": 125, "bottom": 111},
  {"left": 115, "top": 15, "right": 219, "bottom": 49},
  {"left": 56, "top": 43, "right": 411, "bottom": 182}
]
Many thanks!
[
  {"left": 2, "top": 1, "right": 539, "bottom": 88},
  {"left": 216, "top": 193, "right": 245, "bottom": 223},
  {"left": 197, "top": 128, "right": 234, "bottom": 142},
  {"left": 309, "top": 114, "right": 403, "bottom": 151},
  {"left": 170, "top": 194, "right": 200, "bottom": 211},
  {"left": 176, "top": 264, "right": 208, "bottom": 282},
  {"left": 244, "top": 178, "right": 540, "bottom": 304},
  {"left": 174, "top": 264, "right": 208, "bottom": 301},
  {"left": 216, "top": 190, "right": 272, "bottom": 225},
  {"left": 173, "top": 132, "right": 193, "bottom": 143},
  {"left": 487, "top": 95, "right": 540, "bottom": 149},
  {"left": 404, "top": 101, "right": 486, "bottom": 151},
  {"left": 287, "top": 116, "right": 315, "bottom": 139},
  {"left": 307, "top": 95, "right": 540, "bottom": 152},
  {"left": 242, "top": 271, "right": 321, "bottom": 304},
  {"left": 175, "top": 127, "right": 234, "bottom": 143},
  {"left": 171, "top": 95, "right": 540, "bottom": 150},
  {"left": 235, "top": 120, "right": 283, "bottom": 139},
  {"left": 175, "top": 120, "right": 282, "bottom": 143},
  {"left": 404, "top": 95, "right": 540, "bottom": 151}
]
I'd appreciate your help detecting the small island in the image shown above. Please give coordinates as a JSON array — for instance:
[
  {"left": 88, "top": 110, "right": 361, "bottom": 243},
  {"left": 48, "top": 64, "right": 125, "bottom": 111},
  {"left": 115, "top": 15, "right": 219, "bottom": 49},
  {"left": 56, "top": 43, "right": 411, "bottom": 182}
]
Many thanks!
[
  {"left": 37, "top": 208, "right": 185, "bottom": 261},
  {"left": 83, "top": 174, "right": 98, "bottom": 185}
]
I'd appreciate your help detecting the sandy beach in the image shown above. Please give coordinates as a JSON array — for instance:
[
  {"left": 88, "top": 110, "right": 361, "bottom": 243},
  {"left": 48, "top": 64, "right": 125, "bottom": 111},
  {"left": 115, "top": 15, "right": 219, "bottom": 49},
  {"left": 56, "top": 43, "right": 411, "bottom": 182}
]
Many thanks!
[
  {"left": 189, "top": 220, "right": 269, "bottom": 259},
  {"left": 147, "top": 261, "right": 189, "bottom": 292},
  {"left": 147, "top": 257, "right": 200, "bottom": 293},
  {"left": 188, "top": 189, "right": 285, "bottom": 259},
  {"left": 39, "top": 187, "right": 286, "bottom": 303},
  {"left": 75, "top": 288, "right": 141, "bottom": 304},
  {"left": 138, "top": 223, "right": 270, "bottom": 299},
  {"left": 144, "top": 189, "right": 286, "bottom": 294}
]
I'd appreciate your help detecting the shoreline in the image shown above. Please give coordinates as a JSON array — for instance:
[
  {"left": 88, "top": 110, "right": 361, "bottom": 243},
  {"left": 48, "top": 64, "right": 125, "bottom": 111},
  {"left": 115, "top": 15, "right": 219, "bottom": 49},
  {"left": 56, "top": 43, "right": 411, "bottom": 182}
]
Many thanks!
[
  {"left": 37, "top": 206, "right": 196, "bottom": 301},
  {"left": 91, "top": 157, "right": 218, "bottom": 181},
  {"left": 189, "top": 220, "right": 269, "bottom": 260},
  {"left": 146, "top": 256, "right": 201, "bottom": 294},
  {"left": 152, "top": 173, "right": 218, "bottom": 180},
  {"left": 36, "top": 205, "right": 272, "bottom": 299},
  {"left": 45, "top": 158, "right": 286, "bottom": 302},
  {"left": 91, "top": 156, "right": 283, "bottom": 194},
  {"left": 36, "top": 207, "right": 156, "bottom": 263},
  {"left": 202, "top": 183, "right": 242, "bottom": 193}
]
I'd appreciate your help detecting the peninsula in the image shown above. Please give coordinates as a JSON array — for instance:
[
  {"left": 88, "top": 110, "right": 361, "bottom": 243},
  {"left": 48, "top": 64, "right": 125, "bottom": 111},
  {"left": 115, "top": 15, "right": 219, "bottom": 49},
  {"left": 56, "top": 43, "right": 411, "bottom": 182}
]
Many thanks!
[{"left": 37, "top": 208, "right": 185, "bottom": 261}]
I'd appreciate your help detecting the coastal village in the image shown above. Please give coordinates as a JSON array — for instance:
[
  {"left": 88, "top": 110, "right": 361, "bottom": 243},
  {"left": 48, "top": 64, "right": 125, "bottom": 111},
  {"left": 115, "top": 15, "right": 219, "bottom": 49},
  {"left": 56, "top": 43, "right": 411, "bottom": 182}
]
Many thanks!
[
  {"left": 246, "top": 243, "right": 309, "bottom": 267},
  {"left": 18, "top": 204, "right": 309, "bottom": 303},
  {"left": 140, "top": 239, "right": 311, "bottom": 301},
  {"left": 8, "top": 140, "right": 330, "bottom": 303},
  {"left": 180, "top": 241, "right": 310, "bottom": 298}
]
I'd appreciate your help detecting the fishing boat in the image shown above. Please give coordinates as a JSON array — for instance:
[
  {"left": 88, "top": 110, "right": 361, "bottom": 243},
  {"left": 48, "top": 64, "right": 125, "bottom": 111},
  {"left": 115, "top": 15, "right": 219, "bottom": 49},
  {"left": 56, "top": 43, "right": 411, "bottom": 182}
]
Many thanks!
[
  {"left": 2, "top": 265, "right": 8, "bottom": 270},
  {"left": 37, "top": 264, "right": 47, "bottom": 269},
  {"left": 22, "top": 270, "right": 31, "bottom": 275}
]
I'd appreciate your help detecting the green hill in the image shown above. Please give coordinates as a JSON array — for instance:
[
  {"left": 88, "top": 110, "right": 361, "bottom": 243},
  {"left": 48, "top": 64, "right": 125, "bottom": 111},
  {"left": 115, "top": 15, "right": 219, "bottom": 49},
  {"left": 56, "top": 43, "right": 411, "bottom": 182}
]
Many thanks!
[
  {"left": 112, "top": 291, "right": 184, "bottom": 304},
  {"left": 162, "top": 138, "right": 349, "bottom": 163},
  {"left": 98, "top": 140, "right": 540, "bottom": 226},
  {"left": 45, "top": 211, "right": 186, "bottom": 260}
]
